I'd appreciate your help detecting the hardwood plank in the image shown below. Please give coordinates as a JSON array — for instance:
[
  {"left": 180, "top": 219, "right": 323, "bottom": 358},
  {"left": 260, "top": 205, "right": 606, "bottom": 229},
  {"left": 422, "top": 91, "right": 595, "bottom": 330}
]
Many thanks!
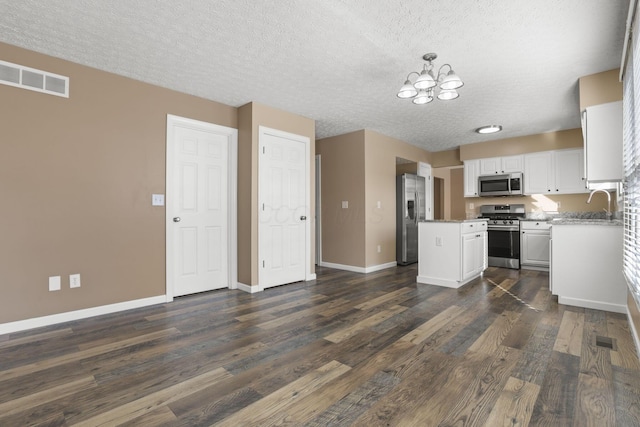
[
  {"left": 399, "top": 304, "right": 465, "bottom": 345},
  {"left": 580, "top": 309, "right": 613, "bottom": 380},
  {"left": 606, "top": 312, "right": 640, "bottom": 370},
  {"left": 324, "top": 305, "right": 408, "bottom": 343},
  {"left": 353, "top": 286, "right": 414, "bottom": 310},
  {"left": 351, "top": 350, "right": 461, "bottom": 426},
  {"left": 0, "top": 376, "right": 96, "bottom": 418},
  {"left": 0, "top": 328, "right": 180, "bottom": 382},
  {"left": 118, "top": 405, "right": 178, "bottom": 426},
  {"left": 553, "top": 310, "right": 584, "bottom": 357},
  {"left": 468, "top": 310, "right": 521, "bottom": 355},
  {"left": 573, "top": 372, "right": 616, "bottom": 427},
  {"left": 435, "top": 345, "right": 523, "bottom": 427},
  {"left": 0, "top": 328, "right": 73, "bottom": 349},
  {"left": 72, "top": 367, "right": 231, "bottom": 426},
  {"left": 303, "top": 371, "right": 400, "bottom": 426},
  {"left": 612, "top": 365, "right": 640, "bottom": 426},
  {"left": 482, "top": 376, "right": 540, "bottom": 427},
  {"left": 264, "top": 341, "right": 414, "bottom": 425},
  {"left": 215, "top": 360, "right": 351, "bottom": 427},
  {"left": 530, "top": 350, "right": 581, "bottom": 426},
  {"left": 235, "top": 293, "right": 327, "bottom": 322}
]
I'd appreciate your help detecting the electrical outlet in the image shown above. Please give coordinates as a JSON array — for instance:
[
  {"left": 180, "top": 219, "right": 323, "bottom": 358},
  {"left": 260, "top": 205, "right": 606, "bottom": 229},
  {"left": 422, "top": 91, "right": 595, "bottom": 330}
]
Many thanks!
[
  {"left": 49, "top": 276, "right": 61, "bottom": 291},
  {"left": 377, "top": 245, "right": 381, "bottom": 253},
  {"left": 342, "top": 200, "right": 348, "bottom": 209},
  {"left": 152, "top": 194, "right": 165, "bottom": 206},
  {"left": 70, "top": 273, "right": 81, "bottom": 288},
  {"left": 436, "top": 236, "right": 442, "bottom": 246}
]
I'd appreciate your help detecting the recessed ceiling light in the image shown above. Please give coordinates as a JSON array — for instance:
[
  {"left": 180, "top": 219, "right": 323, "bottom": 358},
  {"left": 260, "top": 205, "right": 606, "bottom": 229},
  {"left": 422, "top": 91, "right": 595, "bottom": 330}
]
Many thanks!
[{"left": 475, "top": 125, "right": 502, "bottom": 134}]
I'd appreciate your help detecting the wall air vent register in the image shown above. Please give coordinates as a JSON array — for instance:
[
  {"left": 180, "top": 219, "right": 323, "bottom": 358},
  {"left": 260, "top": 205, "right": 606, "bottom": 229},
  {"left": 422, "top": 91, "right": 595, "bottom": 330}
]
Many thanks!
[{"left": 0, "top": 60, "right": 69, "bottom": 98}]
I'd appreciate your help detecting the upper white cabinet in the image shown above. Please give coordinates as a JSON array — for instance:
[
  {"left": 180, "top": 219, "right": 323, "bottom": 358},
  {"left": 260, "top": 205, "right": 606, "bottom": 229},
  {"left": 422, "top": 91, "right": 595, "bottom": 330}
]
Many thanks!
[
  {"left": 479, "top": 155, "right": 524, "bottom": 175},
  {"left": 464, "top": 159, "right": 480, "bottom": 197},
  {"left": 582, "top": 101, "right": 622, "bottom": 184},
  {"left": 524, "top": 148, "right": 587, "bottom": 195}
]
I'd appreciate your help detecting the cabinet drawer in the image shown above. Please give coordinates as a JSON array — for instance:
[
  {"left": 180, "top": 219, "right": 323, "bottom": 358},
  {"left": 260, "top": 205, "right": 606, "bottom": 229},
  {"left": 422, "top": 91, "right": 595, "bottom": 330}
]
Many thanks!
[
  {"left": 462, "top": 221, "right": 487, "bottom": 233},
  {"left": 520, "top": 221, "right": 551, "bottom": 231}
]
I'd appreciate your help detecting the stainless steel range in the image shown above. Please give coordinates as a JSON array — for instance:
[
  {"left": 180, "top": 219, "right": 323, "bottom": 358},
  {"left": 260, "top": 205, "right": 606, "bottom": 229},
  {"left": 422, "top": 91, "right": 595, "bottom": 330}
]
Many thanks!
[{"left": 479, "top": 204, "right": 525, "bottom": 269}]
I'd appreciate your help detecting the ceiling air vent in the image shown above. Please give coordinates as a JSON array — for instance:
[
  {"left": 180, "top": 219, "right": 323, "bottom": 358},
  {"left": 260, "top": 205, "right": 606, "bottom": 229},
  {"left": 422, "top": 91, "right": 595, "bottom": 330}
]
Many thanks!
[{"left": 0, "top": 60, "right": 69, "bottom": 98}]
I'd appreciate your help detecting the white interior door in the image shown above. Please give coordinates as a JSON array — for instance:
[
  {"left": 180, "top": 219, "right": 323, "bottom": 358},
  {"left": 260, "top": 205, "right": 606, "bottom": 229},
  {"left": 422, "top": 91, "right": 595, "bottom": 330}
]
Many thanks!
[
  {"left": 166, "top": 115, "right": 237, "bottom": 298},
  {"left": 259, "top": 127, "right": 309, "bottom": 288}
]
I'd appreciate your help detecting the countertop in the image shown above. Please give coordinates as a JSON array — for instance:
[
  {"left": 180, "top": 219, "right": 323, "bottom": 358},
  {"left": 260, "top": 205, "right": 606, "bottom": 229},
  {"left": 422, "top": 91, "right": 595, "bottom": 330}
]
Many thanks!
[
  {"left": 549, "top": 218, "right": 622, "bottom": 226},
  {"left": 421, "top": 219, "right": 488, "bottom": 224}
]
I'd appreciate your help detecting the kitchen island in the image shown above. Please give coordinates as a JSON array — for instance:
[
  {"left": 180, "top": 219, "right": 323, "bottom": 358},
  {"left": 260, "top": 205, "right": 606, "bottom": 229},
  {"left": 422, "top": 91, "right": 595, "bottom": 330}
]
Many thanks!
[
  {"left": 417, "top": 219, "right": 488, "bottom": 288},
  {"left": 550, "top": 219, "right": 626, "bottom": 313}
]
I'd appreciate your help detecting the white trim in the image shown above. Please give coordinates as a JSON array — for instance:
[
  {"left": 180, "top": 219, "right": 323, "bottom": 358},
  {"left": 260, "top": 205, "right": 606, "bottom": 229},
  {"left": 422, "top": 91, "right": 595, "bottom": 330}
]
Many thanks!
[
  {"left": 319, "top": 261, "right": 397, "bottom": 274},
  {"left": 417, "top": 274, "right": 477, "bottom": 289},
  {"left": 315, "top": 154, "right": 322, "bottom": 265},
  {"left": 237, "top": 282, "right": 263, "bottom": 293},
  {"left": 621, "top": 0, "right": 638, "bottom": 81},
  {"left": 627, "top": 306, "right": 640, "bottom": 360},
  {"left": 558, "top": 296, "right": 627, "bottom": 314},
  {"left": 258, "top": 126, "right": 313, "bottom": 287},
  {"left": 0, "top": 296, "right": 166, "bottom": 335},
  {"left": 307, "top": 273, "right": 317, "bottom": 280},
  {"left": 165, "top": 115, "right": 238, "bottom": 298}
]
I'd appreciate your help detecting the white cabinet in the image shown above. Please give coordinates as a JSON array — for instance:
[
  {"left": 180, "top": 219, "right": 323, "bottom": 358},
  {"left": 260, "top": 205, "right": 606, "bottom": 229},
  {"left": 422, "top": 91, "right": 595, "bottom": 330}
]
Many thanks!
[
  {"left": 520, "top": 221, "right": 551, "bottom": 270},
  {"left": 479, "top": 155, "right": 524, "bottom": 175},
  {"left": 554, "top": 149, "right": 588, "bottom": 194},
  {"left": 462, "top": 223, "right": 487, "bottom": 281},
  {"left": 464, "top": 159, "right": 480, "bottom": 197},
  {"left": 524, "top": 149, "right": 587, "bottom": 195},
  {"left": 582, "top": 101, "right": 622, "bottom": 184},
  {"left": 551, "top": 223, "right": 626, "bottom": 313},
  {"left": 417, "top": 220, "right": 487, "bottom": 288}
]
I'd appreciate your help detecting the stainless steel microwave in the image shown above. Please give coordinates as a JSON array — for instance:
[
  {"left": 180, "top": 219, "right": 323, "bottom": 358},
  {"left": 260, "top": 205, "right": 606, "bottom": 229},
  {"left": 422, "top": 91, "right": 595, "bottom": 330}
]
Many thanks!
[{"left": 478, "top": 172, "right": 523, "bottom": 197}]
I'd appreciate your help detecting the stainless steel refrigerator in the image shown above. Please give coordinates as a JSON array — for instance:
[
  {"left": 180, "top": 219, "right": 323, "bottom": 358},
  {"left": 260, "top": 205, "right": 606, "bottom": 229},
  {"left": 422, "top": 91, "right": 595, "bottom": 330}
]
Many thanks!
[{"left": 396, "top": 173, "right": 426, "bottom": 265}]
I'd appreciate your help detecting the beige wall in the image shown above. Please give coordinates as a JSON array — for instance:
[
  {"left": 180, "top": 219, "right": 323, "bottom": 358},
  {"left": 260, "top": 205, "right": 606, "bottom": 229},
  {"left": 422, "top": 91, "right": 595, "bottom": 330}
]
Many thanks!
[
  {"left": 316, "top": 131, "right": 366, "bottom": 267},
  {"left": 317, "top": 130, "right": 431, "bottom": 268},
  {"left": 579, "top": 69, "right": 623, "bottom": 110},
  {"left": 433, "top": 168, "right": 452, "bottom": 219},
  {"left": 364, "top": 130, "right": 431, "bottom": 267},
  {"left": 449, "top": 168, "right": 466, "bottom": 220},
  {"left": 0, "top": 42, "right": 237, "bottom": 323},
  {"left": 237, "top": 102, "right": 315, "bottom": 286},
  {"left": 432, "top": 148, "right": 462, "bottom": 167}
]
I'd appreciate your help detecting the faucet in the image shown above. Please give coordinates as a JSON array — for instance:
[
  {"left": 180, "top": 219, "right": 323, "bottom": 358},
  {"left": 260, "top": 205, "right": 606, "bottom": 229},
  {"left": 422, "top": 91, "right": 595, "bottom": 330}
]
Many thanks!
[{"left": 586, "top": 189, "right": 612, "bottom": 220}]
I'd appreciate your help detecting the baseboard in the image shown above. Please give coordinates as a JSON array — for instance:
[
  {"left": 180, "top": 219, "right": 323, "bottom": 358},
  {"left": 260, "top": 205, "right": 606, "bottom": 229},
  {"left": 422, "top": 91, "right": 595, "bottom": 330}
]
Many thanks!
[
  {"left": 319, "top": 261, "right": 397, "bottom": 274},
  {"left": 237, "top": 282, "right": 263, "bottom": 294},
  {"left": 0, "top": 295, "right": 167, "bottom": 335},
  {"left": 628, "top": 305, "right": 640, "bottom": 360},
  {"left": 558, "top": 296, "right": 627, "bottom": 314}
]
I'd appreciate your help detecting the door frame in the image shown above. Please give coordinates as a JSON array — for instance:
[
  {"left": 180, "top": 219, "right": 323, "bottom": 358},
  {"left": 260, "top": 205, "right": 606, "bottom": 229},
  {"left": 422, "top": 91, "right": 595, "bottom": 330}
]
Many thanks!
[
  {"left": 165, "top": 114, "right": 238, "bottom": 302},
  {"left": 258, "top": 126, "right": 314, "bottom": 288}
]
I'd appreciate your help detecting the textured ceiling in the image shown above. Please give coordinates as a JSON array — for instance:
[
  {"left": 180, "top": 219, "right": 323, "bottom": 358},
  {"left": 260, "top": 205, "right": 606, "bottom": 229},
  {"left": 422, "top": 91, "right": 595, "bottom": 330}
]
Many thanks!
[{"left": 0, "top": 0, "right": 629, "bottom": 152}]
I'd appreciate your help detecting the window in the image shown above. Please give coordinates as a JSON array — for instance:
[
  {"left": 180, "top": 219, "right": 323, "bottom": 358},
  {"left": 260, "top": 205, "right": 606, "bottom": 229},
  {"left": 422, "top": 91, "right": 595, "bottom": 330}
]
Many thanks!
[{"left": 623, "top": 7, "right": 640, "bottom": 306}]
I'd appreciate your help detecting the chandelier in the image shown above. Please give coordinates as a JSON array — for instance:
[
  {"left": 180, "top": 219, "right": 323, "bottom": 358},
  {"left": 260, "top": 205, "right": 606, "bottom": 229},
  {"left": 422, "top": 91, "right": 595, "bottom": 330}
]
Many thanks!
[{"left": 397, "top": 53, "right": 464, "bottom": 104}]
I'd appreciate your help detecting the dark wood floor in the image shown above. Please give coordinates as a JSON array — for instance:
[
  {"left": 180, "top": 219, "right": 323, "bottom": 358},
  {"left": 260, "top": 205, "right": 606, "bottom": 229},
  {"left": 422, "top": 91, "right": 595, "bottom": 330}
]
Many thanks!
[{"left": 1, "top": 265, "right": 639, "bottom": 426}]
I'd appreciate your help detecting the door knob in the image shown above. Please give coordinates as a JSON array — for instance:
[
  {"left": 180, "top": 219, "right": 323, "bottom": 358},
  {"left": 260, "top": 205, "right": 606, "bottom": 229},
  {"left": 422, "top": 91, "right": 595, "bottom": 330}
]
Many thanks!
[{"left": 173, "top": 217, "right": 181, "bottom": 223}]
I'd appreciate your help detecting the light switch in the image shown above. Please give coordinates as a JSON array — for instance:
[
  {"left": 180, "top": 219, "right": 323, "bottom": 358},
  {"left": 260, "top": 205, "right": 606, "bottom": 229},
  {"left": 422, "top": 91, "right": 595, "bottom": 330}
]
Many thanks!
[
  {"left": 342, "top": 201, "right": 348, "bottom": 209},
  {"left": 377, "top": 201, "right": 381, "bottom": 209},
  {"left": 152, "top": 194, "right": 165, "bottom": 206}
]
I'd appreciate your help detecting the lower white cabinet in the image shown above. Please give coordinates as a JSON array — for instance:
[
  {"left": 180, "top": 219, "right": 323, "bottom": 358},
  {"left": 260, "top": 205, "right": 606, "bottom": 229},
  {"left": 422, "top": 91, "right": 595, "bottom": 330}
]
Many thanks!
[
  {"left": 550, "top": 224, "right": 626, "bottom": 313},
  {"left": 520, "top": 221, "right": 551, "bottom": 270},
  {"left": 418, "top": 220, "right": 488, "bottom": 288}
]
